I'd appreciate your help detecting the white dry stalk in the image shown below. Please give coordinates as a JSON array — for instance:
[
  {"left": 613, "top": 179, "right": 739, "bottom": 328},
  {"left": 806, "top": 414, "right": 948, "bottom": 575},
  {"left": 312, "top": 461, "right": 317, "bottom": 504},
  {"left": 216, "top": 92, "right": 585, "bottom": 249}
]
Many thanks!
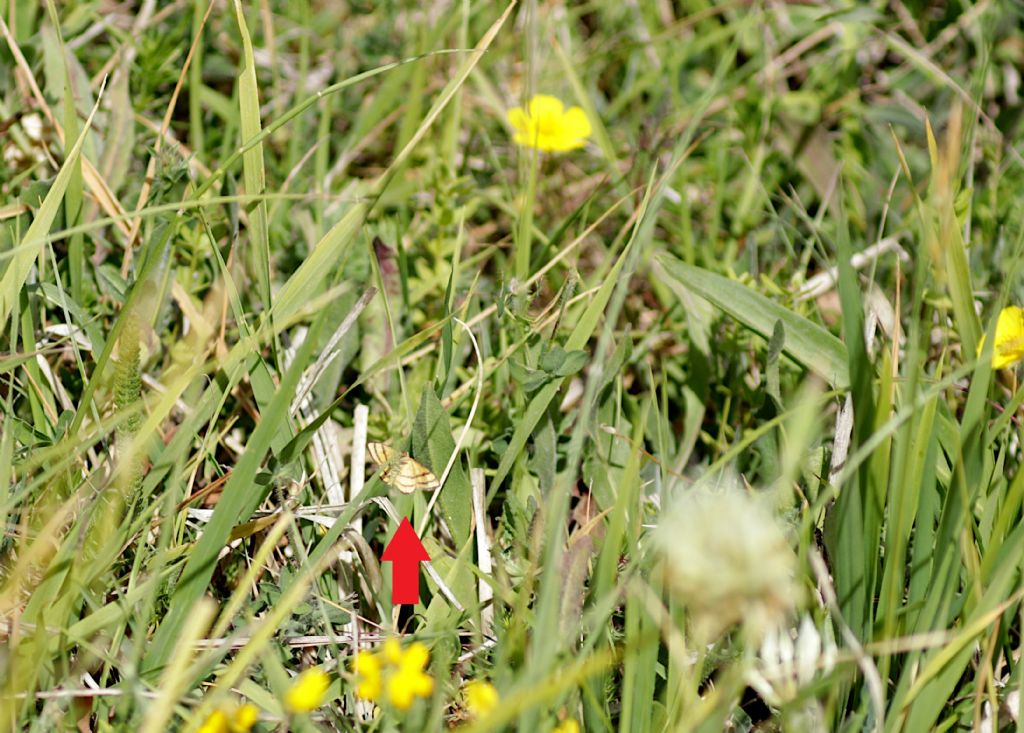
[
  {"left": 285, "top": 328, "right": 345, "bottom": 514},
  {"left": 350, "top": 405, "right": 368, "bottom": 536},
  {"left": 828, "top": 399, "right": 854, "bottom": 493},
  {"left": 44, "top": 323, "right": 93, "bottom": 350},
  {"left": 282, "top": 292, "right": 378, "bottom": 716},
  {"left": 981, "top": 688, "right": 1021, "bottom": 733},
  {"left": 795, "top": 237, "right": 909, "bottom": 302},
  {"left": 457, "top": 636, "right": 498, "bottom": 664},
  {"left": 33, "top": 354, "right": 73, "bottom": 416},
  {"left": 471, "top": 467, "right": 494, "bottom": 635},
  {"left": 284, "top": 289, "right": 376, "bottom": 518},
  {"left": 865, "top": 284, "right": 898, "bottom": 343},
  {"left": 193, "top": 632, "right": 401, "bottom": 651},
  {"left": 809, "top": 550, "right": 884, "bottom": 731},
  {"left": 290, "top": 288, "right": 377, "bottom": 414},
  {"left": 348, "top": 404, "right": 373, "bottom": 721},
  {"left": 827, "top": 275, "right": 885, "bottom": 521}
]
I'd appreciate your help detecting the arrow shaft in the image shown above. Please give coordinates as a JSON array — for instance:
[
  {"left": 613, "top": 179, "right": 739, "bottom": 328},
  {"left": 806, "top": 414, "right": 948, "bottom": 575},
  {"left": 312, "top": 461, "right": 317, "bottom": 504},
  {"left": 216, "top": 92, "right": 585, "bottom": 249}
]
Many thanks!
[
  {"left": 391, "top": 561, "right": 422, "bottom": 605},
  {"left": 381, "top": 517, "right": 429, "bottom": 605}
]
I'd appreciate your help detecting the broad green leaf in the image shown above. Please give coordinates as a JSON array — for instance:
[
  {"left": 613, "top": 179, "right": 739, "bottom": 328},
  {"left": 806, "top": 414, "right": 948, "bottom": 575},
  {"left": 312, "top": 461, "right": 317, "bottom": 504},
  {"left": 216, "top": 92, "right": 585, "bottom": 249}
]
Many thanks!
[
  {"left": 656, "top": 253, "right": 849, "bottom": 389},
  {"left": 413, "top": 385, "right": 472, "bottom": 550}
]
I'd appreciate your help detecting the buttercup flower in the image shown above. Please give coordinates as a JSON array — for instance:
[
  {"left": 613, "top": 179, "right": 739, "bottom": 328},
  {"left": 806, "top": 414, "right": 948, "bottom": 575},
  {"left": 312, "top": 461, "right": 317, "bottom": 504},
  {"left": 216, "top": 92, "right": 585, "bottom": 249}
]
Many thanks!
[
  {"left": 554, "top": 720, "right": 581, "bottom": 733},
  {"left": 231, "top": 700, "right": 258, "bottom": 728},
  {"left": 284, "top": 667, "right": 331, "bottom": 714},
  {"left": 197, "top": 702, "right": 259, "bottom": 733},
  {"left": 978, "top": 306, "right": 1024, "bottom": 369},
  {"left": 353, "top": 650, "right": 382, "bottom": 701},
  {"left": 382, "top": 637, "right": 404, "bottom": 666},
  {"left": 464, "top": 679, "right": 499, "bottom": 718},
  {"left": 197, "top": 710, "right": 229, "bottom": 733},
  {"left": 351, "top": 639, "right": 435, "bottom": 712},
  {"left": 386, "top": 641, "right": 434, "bottom": 711},
  {"left": 230, "top": 704, "right": 259, "bottom": 732},
  {"left": 507, "top": 95, "right": 591, "bottom": 152}
]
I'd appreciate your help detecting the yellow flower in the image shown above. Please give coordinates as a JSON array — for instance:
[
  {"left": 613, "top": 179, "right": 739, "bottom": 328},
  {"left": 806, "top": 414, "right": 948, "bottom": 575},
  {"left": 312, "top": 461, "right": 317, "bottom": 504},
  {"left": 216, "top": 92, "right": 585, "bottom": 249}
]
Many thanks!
[
  {"left": 197, "top": 710, "right": 229, "bottom": 733},
  {"left": 553, "top": 720, "right": 581, "bottom": 733},
  {"left": 507, "top": 95, "right": 591, "bottom": 152},
  {"left": 385, "top": 641, "right": 434, "bottom": 711},
  {"left": 284, "top": 667, "right": 331, "bottom": 714},
  {"left": 197, "top": 701, "right": 259, "bottom": 733},
  {"left": 350, "top": 640, "right": 434, "bottom": 712},
  {"left": 382, "top": 637, "right": 404, "bottom": 666},
  {"left": 353, "top": 650, "right": 382, "bottom": 701},
  {"left": 464, "top": 680, "right": 499, "bottom": 718},
  {"left": 229, "top": 703, "right": 259, "bottom": 732},
  {"left": 979, "top": 306, "right": 1024, "bottom": 369}
]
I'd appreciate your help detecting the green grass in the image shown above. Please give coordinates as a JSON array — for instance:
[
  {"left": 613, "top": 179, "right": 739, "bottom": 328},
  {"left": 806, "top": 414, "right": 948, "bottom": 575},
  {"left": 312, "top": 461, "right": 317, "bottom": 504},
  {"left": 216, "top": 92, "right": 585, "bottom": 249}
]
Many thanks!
[{"left": 4, "top": 1, "right": 1024, "bottom": 731}]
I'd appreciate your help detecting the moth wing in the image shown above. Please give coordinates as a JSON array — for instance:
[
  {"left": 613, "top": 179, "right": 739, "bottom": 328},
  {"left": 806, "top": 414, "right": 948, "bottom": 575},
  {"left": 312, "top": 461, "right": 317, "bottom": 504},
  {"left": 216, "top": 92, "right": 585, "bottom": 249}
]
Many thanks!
[
  {"left": 367, "top": 441, "right": 395, "bottom": 466},
  {"left": 392, "top": 456, "right": 440, "bottom": 494},
  {"left": 378, "top": 463, "right": 397, "bottom": 487}
]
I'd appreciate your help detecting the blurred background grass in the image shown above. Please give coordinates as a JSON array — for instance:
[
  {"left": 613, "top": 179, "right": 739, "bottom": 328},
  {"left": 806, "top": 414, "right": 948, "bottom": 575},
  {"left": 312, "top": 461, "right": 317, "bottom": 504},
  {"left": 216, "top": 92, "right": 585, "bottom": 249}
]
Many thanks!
[{"left": 3, "top": 1, "right": 1024, "bottom": 731}]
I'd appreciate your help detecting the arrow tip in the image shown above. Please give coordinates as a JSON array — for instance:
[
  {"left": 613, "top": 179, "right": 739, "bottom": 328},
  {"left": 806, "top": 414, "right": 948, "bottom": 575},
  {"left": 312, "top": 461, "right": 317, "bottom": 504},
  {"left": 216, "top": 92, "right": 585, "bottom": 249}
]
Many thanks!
[{"left": 382, "top": 517, "right": 430, "bottom": 561}]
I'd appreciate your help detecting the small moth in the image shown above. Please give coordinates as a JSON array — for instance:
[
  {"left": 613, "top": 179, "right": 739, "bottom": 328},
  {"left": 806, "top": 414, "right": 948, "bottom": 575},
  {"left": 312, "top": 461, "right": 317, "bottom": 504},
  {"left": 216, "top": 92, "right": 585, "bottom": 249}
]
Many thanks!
[{"left": 366, "top": 442, "right": 440, "bottom": 494}]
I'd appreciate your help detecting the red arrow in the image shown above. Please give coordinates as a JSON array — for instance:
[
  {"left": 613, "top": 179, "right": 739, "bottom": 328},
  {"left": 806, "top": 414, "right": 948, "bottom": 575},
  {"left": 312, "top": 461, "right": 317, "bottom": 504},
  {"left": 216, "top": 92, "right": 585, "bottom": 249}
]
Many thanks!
[{"left": 381, "top": 517, "right": 430, "bottom": 605}]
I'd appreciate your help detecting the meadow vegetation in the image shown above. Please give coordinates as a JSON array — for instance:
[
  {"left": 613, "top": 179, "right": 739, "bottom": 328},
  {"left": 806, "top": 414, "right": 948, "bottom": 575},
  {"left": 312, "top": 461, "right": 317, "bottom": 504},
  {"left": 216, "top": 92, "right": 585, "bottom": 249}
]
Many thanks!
[{"left": 3, "top": 1, "right": 1024, "bottom": 731}]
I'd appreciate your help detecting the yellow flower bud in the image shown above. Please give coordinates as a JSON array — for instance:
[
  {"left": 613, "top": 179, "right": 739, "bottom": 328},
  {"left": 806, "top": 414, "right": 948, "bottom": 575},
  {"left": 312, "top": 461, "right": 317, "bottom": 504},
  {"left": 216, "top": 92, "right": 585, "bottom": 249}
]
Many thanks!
[
  {"left": 284, "top": 667, "right": 331, "bottom": 714},
  {"left": 229, "top": 703, "right": 259, "bottom": 732},
  {"left": 464, "top": 680, "right": 499, "bottom": 718},
  {"left": 197, "top": 710, "right": 229, "bottom": 733}
]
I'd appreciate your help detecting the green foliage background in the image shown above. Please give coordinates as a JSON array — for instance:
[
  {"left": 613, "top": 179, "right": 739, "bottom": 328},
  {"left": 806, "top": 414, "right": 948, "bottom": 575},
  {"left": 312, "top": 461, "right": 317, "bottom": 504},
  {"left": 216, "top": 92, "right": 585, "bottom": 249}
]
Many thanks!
[{"left": 3, "top": 1, "right": 1024, "bottom": 731}]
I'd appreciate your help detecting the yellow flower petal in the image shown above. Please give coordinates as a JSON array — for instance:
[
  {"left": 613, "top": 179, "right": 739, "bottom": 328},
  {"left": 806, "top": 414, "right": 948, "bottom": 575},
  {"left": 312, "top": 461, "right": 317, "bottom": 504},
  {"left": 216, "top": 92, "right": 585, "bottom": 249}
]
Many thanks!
[
  {"left": 562, "top": 107, "right": 592, "bottom": 137},
  {"left": 400, "top": 642, "right": 430, "bottom": 672},
  {"left": 513, "top": 129, "right": 539, "bottom": 148},
  {"left": 229, "top": 703, "right": 259, "bottom": 732},
  {"left": 354, "top": 650, "right": 381, "bottom": 677},
  {"left": 992, "top": 306, "right": 1024, "bottom": 369},
  {"left": 528, "top": 94, "right": 565, "bottom": 119},
  {"left": 355, "top": 640, "right": 434, "bottom": 711},
  {"left": 387, "top": 673, "right": 416, "bottom": 711},
  {"left": 464, "top": 680, "right": 499, "bottom": 717},
  {"left": 355, "top": 676, "right": 382, "bottom": 701},
  {"left": 556, "top": 106, "right": 592, "bottom": 149},
  {"left": 553, "top": 720, "right": 581, "bottom": 733},
  {"left": 353, "top": 651, "right": 382, "bottom": 700},
  {"left": 507, "top": 106, "right": 529, "bottom": 133},
  {"left": 284, "top": 668, "right": 331, "bottom": 714},
  {"left": 197, "top": 710, "right": 229, "bottom": 733},
  {"left": 382, "top": 638, "right": 404, "bottom": 666},
  {"left": 409, "top": 670, "right": 434, "bottom": 697}
]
